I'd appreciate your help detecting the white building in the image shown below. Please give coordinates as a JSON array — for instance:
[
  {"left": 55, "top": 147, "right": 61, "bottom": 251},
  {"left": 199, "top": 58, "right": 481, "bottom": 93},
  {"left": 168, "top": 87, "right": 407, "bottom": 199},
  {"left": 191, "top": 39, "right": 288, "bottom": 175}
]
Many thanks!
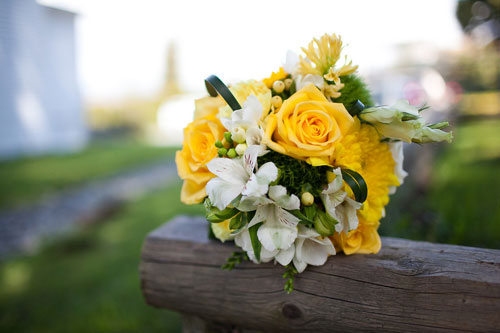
[{"left": 0, "top": 0, "right": 86, "bottom": 159}]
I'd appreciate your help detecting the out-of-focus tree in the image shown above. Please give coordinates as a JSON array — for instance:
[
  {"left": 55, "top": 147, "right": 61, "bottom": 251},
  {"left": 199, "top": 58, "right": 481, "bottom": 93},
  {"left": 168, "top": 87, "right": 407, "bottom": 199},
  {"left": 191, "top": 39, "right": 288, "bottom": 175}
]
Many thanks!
[{"left": 453, "top": 1, "right": 500, "bottom": 92}]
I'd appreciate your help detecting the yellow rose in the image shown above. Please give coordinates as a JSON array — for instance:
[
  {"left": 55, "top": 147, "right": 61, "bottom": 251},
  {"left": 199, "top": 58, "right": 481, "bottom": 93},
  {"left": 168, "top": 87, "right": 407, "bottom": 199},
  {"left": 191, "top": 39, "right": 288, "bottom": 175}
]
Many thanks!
[
  {"left": 193, "top": 95, "right": 226, "bottom": 120},
  {"left": 262, "top": 84, "right": 354, "bottom": 166},
  {"left": 218, "top": 80, "right": 272, "bottom": 120},
  {"left": 331, "top": 221, "right": 381, "bottom": 255},
  {"left": 175, "top": 114, "right": 225, "bottom": 204}
]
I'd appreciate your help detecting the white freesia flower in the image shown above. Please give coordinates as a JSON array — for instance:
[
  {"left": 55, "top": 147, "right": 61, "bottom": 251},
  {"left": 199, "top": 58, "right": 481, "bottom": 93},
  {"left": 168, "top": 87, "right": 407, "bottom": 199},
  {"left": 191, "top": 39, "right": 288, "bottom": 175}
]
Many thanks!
[
  {"left": 320, "top": 168, "right": 362, "bottom": 234},
  {"left": 220, "top": 95, "right": 264, "bottom": 144},
  {"left": 295, "top": 74, "right": 324, "bottom": 91},
  {"left": 388, "top": 141, "right": 408, "bottom": 195},
  {"left": 293, "top": 225, "right": 336, "bottom": 273},
  {"left": 238, "top": 185, "right": 300, "bottom": 253},
  {"left": 205, "top": 145, "right": 274, "bottom": 210},
  {"left": 359, "top": 99, "right": 452, "bottom": 143},
  {"left": 283, "top": 50, "right": 299, "bottom": 76}
]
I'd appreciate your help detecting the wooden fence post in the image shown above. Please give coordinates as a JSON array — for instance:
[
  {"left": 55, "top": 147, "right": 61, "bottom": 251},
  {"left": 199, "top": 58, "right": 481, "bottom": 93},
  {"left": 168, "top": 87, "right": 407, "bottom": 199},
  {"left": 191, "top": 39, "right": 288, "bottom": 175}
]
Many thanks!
[{"left": 140, "top": 216, "right": 500, "bottom": 332}]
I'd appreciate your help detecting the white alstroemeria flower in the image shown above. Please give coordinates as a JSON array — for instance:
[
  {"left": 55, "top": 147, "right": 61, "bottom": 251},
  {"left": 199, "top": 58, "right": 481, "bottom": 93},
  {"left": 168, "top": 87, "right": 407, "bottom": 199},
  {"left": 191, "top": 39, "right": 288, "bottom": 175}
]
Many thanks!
[
  {"left": 359, "top": 100, "right": 452, "bottom": 143},
  {"left": 295, "top": 74, "right": 324, "bottom": 91},
  {"left": 293, "top": 225, "right": 336, "bottom": 273},
  {"left": 205, "top": 145, "right": 275, "bottom": 210},
  {"left": 388, "top": 141, "right": 408, "bottom": 195},
  {"left": 234, "top": 227, "right": 295, "bottom": 265},
  {"left": 320, "top": 168, "right": 362, "bottom": 234},
  {"left": 283, "top": 50, "right": 299, "bottom": 76},
  {"left": 220, "top": 95, "right": 264, "bottom": 144},
  {"left": 238, "top": 185, "right": 300, "bottom": 253}
]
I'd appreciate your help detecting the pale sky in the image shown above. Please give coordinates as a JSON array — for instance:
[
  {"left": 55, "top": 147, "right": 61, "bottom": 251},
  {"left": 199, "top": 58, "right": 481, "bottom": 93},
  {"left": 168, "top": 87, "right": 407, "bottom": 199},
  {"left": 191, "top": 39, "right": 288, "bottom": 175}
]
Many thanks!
[{"left": 40, "top": 0, "right": 463, "bottom": 103}]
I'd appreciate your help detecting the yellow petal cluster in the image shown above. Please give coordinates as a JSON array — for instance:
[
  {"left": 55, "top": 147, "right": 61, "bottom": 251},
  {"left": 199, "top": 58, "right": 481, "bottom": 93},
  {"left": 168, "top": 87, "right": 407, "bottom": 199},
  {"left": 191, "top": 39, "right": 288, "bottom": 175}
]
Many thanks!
[
  {"left": 262, "top": 84, "right": 354, "bottom": 166},
  {"left": 262, "top": 67, "right": 288, "bottom": 88},
  {"left": 330, "top": 119, "right": 400, "bottom": 254},
  {"left": 298, "top": 33, "right": 343, "bottom": 76}
]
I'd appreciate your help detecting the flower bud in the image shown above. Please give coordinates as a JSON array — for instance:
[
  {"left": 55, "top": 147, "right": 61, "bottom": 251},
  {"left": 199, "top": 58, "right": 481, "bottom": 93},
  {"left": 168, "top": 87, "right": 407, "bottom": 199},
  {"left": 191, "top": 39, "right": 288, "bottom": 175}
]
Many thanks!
[
  {"left": 284, "top": 78, "right": 293, "bottom": 90},
  {"left": 231, "top": 127, "right": 246, "bottom": 144},
  {"left": 301, "top": 192, "right": 314, "bottom": 206},
  {"left": 314, "top": 210, "right": 337, "bottom": 236},
  {"left": 227, "top": 148, "right": 237, "bottom": 158},
  {"left": 214, "top": 140, "right": 223, "bottom": 148},
  {"left": 272, "top": 95, "right": 283, "bottom": 109},
  {"left": 235, "top": 143, "right": 247, "bottom": 155},
  {"left": 272, "top": 80, "right": 285, "bottom": 93},
  {"left": 218, "top": 148, "right": 227, "bottom": 156},
  {"left": 223, "top": 131, "right": 233, "bottom": 144}
]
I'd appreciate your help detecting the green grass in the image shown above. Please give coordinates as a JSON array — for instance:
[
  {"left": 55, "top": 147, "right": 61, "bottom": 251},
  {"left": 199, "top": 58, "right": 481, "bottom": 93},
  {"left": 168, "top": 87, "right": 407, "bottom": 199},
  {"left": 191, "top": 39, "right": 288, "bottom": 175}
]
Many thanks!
[
  {"left": 0, "top": 139, "right": 178, "bottom": 209},
  {"left": 0, "top": 181, "right": 204, "bottom": 332},
  {"left": 380, "top": 118, "right": 500, "bottom": 249}
]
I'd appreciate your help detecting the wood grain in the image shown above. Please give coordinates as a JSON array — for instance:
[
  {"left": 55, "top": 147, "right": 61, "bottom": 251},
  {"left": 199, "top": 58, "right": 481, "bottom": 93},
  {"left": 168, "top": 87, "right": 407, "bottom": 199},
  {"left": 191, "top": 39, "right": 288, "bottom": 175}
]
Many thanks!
[{"left": 140, "top": 216, "right": 500, "bottom": 332}]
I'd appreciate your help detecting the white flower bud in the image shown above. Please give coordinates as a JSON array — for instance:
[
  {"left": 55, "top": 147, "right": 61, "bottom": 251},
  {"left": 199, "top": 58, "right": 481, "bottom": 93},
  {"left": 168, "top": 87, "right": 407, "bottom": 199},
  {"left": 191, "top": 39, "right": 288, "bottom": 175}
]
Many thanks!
[
  {"left": 272, "top": 80, "right": 285, "bottom": 93},
  {"left": 272, "top": 95, "right": 283, "bottom": 109},
  {"left": 301, "top": 192, "right": 314, "bottom": 206},
  {"left": 235, "top": 143, "right": 248, "bottom": 155},
  {"left": 231, "top": 127, "right": 246, "bottom": 144}
]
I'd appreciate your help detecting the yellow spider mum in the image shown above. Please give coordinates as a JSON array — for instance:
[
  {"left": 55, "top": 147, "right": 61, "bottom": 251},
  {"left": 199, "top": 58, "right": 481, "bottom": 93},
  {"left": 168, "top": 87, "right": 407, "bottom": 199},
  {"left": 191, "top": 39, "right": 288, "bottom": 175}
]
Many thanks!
[
  {"left": 298, "top": 33, "right": 343, "bottom": 76},
  {"left": 330, "top": 119, "right": 400, "bottom": 254},
  {"left": 262, "top": 67, "right": 288, "bottom": 88}
]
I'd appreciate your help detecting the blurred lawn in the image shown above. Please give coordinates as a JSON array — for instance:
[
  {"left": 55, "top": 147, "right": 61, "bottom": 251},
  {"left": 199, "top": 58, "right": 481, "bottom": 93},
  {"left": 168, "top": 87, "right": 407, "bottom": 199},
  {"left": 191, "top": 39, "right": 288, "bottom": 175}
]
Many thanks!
[
  {"left": 381, "top": 118, "right": 500, "bottom": 249},
  {"left": 0, "top": 119, "right": 499, "bottom": 332},
  {"left": 0, "top": 139, "right": 178, "bottom": 209},
  {"left": 0, "top": 182, "right": 203, "bottom": 332}
]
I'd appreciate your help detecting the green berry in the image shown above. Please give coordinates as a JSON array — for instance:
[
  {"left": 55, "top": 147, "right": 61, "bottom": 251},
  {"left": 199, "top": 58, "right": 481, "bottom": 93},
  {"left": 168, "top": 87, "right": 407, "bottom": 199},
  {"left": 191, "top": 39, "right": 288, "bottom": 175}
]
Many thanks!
[
  {"left": 218, "top": 148, "right": 227, "bottom": 156},
  {"left": 214, "top": 140, "right": 223, "bottom": 148},
  {"left": 224, "top": 132, "right": 233, "bottom": 144},
  {"left": 227, "top": 148, "right": 237, "bottom": 158}
]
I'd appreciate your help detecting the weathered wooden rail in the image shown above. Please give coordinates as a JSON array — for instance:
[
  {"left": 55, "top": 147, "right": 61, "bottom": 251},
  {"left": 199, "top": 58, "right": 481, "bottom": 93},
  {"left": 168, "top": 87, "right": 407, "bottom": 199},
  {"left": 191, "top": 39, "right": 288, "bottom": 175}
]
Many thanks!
[{"left": 140, "top": 216, "right": 500, "bottom": 332}]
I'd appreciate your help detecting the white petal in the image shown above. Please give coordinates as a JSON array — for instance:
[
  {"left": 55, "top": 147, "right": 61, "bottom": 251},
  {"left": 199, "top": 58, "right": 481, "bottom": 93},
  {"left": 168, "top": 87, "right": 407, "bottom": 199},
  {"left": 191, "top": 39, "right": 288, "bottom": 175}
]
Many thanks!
[
  {"left": 388, "top": 141, "right": 407, "bottom": 194},
  {"left": 246, "top": 126, "right": 264, "bottom": 146},
  {"left": 260, "top": 247, "right": 279, "bottom": 263},
  {"left": 242, "top": 95, "right": 263, "bottom": 124},
  {"left": 242, "top": 173, "right": 269, "bottom": 197},
  {"left": 283, "top": 50, "right": 299, "bottom": 75},
  {"left": 206, "top": 158, "right": 248, "bottom": 184},
  {"left": 297, "top": 224, "right": 320, "bottom": 239},
  {"left": 220, "top": 117, "right": 233, "bottom": 131},
  {"left": 237, "top": 195, "right": 272, "bottom": 212},
  {"left": 248, "top": 205, "right": 270, "bottom": 228},
  {"left": 255, "top": 162, "right": 278, "bottom": 184},
  {"left": 293, "top": 256, "right": 308, "bottom": 273},
  {"left": 268, "top": 186, "right": 301, "bottom": 211},
  {"left": 334, "top": 197, "right": 362, "bottom": 233},
  {"left": 298, "top": 237, "right": 335, "bottom": 266},
  {"left": 257, "top": 209, "right": 298, "bottom": 252},
  {"left": 391, "top": 99, "right": 419, "bottom": 116},
  {"left": 296, "top": 74, "right": 324, "bottom": 90},
  {"left": 234, "top": 229, "right": 252, "bottom": 252},
  {"left": 322, "top": 168, "right": 344, "bottom": 194},
  {"left": 206, "top": 177, "right": 244, "bottom": 210},
  {"left": 275, "top": 244, "right": 295, "bottom": 266},
  {"left": 243, "top": 144, "right": 268, "bottom": 175}
]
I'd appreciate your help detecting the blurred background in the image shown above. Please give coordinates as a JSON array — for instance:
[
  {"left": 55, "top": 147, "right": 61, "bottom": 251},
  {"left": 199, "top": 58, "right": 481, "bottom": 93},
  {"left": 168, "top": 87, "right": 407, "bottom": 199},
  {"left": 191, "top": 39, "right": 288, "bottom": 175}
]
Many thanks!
[{"left": 0, "top": 0, "right": 499, "bottom": 331}]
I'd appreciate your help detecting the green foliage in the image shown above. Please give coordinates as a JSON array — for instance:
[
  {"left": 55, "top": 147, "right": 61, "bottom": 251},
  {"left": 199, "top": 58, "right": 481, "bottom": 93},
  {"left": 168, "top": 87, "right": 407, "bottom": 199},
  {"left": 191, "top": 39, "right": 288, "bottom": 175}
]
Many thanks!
[
  {"left": 248, "top": 223, "right": 263, "bottom": 262},
  {"left": 381, "top": 119, "right": 500, "bottom": 249},
  {"left": 258, "top": 151, "right": 329, "bottom": 197},
  {"left": 221, "top": 251, "right": 249, "bottom": 270},
  {"left": 0, "top": 138, "right": 177, "bottom": 209},
  {"left": 0, "top": 182, "right": 203, "bottom": 332},
  {"left": 283, "top": 264, "right": 298, "bottom": 294},
  {"left": 332, "top": 74, "right": 374, "bottom": 107}
]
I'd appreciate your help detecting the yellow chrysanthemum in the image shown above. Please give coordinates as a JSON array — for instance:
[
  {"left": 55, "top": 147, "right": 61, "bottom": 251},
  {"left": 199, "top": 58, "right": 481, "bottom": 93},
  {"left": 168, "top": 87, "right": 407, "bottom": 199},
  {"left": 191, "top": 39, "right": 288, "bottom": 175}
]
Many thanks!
[
  {"left": 262, "top": 67, "right": 288, "bottom": 88},
  {"left": 330, "top": 119, "right": 400, "bottom": 254}
]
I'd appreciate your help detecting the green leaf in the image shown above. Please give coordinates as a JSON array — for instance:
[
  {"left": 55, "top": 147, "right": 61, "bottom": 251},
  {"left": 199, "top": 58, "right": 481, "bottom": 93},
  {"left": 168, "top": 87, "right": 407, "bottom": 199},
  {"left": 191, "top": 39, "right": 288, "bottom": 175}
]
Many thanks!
[
  {"left": 289, "top": 209, "right": 315, "bottom": 225},
  {"left": 341, "top": 169, "right": 368, "bottom": 203},
  {"left": 314, "top": 210, "right": 338, "bottom": 236},
  {"left": 283, "top": 264, "right": 298, "bottom": 294},
  {"left": 303, "top": 205, "right": 317, "bottom": 221},
  {"left": 248, "top": 223, "right": 263, "bottom": 262},
  {"left": 205, "top": 205, "right": 240, "bottom": 223},
  {"left": 221, "top": 251, "right": 249, "bottom": 270}
]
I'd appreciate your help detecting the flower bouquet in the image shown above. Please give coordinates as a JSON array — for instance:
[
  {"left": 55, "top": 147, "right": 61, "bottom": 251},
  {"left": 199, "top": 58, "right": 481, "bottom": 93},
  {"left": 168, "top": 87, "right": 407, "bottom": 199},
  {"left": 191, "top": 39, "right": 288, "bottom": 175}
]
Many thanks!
[{"left": 175, "top": 33, "right": 452, "bottom": 292}]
